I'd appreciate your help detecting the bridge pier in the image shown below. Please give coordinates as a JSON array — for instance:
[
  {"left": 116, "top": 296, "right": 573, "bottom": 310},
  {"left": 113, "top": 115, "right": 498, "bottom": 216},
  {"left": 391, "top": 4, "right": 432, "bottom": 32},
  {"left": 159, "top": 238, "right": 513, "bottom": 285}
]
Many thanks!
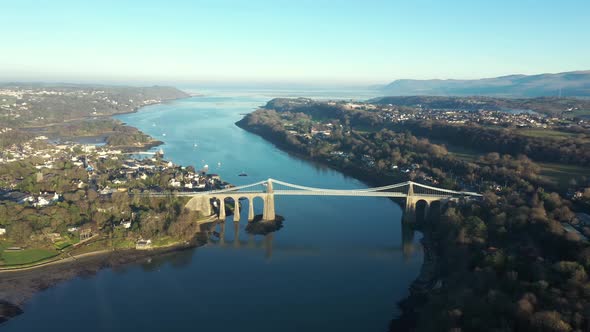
[
  {"left": 248, "top": 198, "right": 255, "bottom": 222},
  {"left": 218, "top": 198, "right": 226, "bottom": 220},
  {"left": 403, "top": 182, "right": 417, "bottom": 223},
  {"left": 262, "top": 180, "right": 276, "bottom": 221},
  {"left": 233, "top": 198, "right": 240, "bottom": 222},
  {"left": 262, "top": 194, "right": 276, "bottom": 221}
]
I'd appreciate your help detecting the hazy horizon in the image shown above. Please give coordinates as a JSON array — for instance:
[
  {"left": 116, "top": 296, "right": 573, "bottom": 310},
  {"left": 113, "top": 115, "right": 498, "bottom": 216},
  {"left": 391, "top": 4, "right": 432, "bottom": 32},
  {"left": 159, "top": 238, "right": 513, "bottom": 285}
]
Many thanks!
[{"left": 2, "top": 0, "right": 589, "bottom": 84}]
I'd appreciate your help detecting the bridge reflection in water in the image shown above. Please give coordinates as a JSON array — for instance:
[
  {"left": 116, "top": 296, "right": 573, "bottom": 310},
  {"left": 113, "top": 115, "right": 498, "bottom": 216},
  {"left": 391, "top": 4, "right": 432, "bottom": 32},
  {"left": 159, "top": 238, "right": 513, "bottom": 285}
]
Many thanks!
[{"left": 202, "top": 217, "right": 422, "bottom": 261}]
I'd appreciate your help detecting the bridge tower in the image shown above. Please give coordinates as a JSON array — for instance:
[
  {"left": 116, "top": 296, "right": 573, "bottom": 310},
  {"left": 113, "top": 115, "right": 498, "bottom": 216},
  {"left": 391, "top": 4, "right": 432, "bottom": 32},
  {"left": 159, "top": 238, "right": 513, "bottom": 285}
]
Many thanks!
[
  {"left": 403, "top": 181, "right": 417, "bottom": 223},
  {"left": 263, "top": 179, "right": 276, "bottom": 221}
]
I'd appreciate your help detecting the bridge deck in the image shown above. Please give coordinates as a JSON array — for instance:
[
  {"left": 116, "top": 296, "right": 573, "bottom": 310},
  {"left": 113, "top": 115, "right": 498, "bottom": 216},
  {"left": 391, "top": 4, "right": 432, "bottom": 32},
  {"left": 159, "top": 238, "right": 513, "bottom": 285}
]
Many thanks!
[{"left": 137, "top": 179, "right": 482, "bottom": 199}]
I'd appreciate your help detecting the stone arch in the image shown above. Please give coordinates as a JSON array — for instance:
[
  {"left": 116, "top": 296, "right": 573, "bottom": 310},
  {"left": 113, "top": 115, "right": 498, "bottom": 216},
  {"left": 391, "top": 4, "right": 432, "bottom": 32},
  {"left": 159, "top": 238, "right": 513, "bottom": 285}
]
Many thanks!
[
  {"left": 237, "top": 196, "right": 252, "bottom": 222},
  {"left": 210, "top": 196, "right": 227, "bottom": 220},
  {"left": 252, "top": 196, "right": 265, "bottom": 221},
  {"left": 415, "top": 199, "right": 430, "bottom": 222}
]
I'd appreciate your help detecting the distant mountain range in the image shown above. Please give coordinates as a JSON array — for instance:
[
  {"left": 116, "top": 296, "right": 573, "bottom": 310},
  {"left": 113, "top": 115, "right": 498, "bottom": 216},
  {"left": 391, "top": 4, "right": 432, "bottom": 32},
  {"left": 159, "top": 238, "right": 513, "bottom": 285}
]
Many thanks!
[{"left": 379, "top": 70, "right": 590, "bottom": 98}]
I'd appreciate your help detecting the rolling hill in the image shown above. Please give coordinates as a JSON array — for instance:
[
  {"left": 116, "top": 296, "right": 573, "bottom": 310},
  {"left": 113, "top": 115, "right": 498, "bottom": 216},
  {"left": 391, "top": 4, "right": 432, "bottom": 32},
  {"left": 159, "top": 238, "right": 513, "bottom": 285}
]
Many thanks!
[{"left": 380, "top": 70, "right": 590, "bottom": 97}]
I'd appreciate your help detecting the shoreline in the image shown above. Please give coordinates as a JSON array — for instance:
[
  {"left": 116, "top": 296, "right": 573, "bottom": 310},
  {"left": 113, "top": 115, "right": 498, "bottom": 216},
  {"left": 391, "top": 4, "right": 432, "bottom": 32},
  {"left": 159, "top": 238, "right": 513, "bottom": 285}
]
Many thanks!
[
  {"left": 0, "top": 239, "right": 207, "bottom": 324},
  {"left": 1, "top": 94, "right": 194, "bottom": 274},
  {"left": 235, "top": 119, "right": 437, "bottom": 331},
  {"left": 19, "top": 95, "right": 193, "bottom": 130},
  {"left": 0, "top": 94, "right": 198, "bottom": 325}
]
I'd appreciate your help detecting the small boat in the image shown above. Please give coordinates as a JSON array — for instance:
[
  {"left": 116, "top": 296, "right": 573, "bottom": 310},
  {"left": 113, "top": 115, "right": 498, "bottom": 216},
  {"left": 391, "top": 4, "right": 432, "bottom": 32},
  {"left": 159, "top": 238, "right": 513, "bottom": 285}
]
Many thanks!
[
  {"left": 238, "top": 172, "right": 248, "bottom": 177},
  {"left": 162, "top": 133, "right": 166, "bottom": 137}
]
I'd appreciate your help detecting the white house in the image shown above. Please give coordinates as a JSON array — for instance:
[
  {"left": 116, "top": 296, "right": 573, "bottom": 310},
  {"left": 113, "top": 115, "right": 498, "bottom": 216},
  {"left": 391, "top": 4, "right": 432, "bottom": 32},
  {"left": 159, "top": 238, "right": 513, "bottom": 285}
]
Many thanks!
[
  {"left": 34, "top": 197, "right": 50, "bottom": 207},
  {"left": 0, "top": 227, "right": 6, "bottom": 235}
]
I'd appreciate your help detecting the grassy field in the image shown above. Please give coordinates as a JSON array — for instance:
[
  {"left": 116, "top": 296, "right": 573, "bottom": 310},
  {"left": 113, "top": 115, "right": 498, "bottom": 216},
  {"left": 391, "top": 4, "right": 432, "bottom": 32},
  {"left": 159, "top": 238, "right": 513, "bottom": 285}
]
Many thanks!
[
  {"left": 517, "top": 128, "right": 578, "bottom": 140},
  {"left": 152, "top": 236, "right": 179, "bottom": 247},
  {"left": 443, "top": 142, "right": 588, "bottom": 189},
  {"left": 1, "top": 248, "right": 58, "bottom": 266},
  {"left": 538, "top": 162, "right": 590, "bottom": 189}
]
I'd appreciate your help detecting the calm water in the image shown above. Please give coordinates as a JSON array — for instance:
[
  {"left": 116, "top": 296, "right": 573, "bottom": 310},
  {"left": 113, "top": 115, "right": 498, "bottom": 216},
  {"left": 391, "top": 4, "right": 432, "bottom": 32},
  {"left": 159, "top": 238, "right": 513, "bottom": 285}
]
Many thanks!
[{"left": 4, "top": 89, "right": 423, "bottom": 332}]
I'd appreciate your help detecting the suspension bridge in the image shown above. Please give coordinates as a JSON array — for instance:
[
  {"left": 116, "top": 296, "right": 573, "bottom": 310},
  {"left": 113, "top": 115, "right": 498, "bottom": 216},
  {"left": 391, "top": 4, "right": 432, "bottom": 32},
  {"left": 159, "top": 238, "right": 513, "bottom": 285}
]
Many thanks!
[{"left": 144, "top": 179, "right": 482, "bottom": 223}]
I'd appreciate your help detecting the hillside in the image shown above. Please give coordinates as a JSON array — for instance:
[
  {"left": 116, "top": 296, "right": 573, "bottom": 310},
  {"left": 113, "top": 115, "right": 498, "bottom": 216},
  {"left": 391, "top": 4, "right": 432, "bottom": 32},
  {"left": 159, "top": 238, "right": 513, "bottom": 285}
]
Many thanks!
[{"left": 380, "top": 70, "right": 590, "bottom": 98}]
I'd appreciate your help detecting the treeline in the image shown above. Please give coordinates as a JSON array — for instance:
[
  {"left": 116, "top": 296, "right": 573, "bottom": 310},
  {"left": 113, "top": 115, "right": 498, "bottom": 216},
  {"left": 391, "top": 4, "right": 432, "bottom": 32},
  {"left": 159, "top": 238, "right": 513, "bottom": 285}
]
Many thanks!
[
  {"left": 411, "top": 187, "right": 588, "bottom": 331},
  {"left": 237, "top": 109, "right": 550, "bottom": 193},
  {"left": 264, "top": 98, "right": 590, "bottom": 167},
  {"left": 0, "top": 130, "right": 36, "bottom": 149},
  {"left": 397, "top": 121, "right": 590, "bottom": 166},
  {"left": 265, "top": 98, "right": 384, "bottom": 128}
]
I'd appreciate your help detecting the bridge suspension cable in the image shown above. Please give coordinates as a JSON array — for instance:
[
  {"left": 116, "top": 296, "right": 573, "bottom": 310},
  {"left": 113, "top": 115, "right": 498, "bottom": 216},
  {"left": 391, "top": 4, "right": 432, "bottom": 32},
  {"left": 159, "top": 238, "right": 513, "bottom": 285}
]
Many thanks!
[
  {"left": 269, "top": 178, "right": 411, "bottom": 193},
  {"left": 137, "top": 178, "right": 482, "bottom": 198}
]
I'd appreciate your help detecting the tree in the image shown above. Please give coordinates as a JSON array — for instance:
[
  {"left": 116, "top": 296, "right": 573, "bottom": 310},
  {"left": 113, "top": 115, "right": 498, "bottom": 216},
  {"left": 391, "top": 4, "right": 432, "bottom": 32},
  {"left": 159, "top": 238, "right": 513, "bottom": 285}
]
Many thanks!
[
  {"left": 530, "top": 311, "right": 572, "bottom": 332},
  {"left": 9, "top": 222, "right": 33, "bottom": 244}
]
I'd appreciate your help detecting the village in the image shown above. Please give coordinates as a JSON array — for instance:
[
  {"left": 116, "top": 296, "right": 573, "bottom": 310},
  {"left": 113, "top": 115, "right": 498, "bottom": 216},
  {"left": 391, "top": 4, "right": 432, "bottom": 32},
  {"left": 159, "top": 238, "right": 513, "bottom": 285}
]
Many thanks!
[
  {"left": 340, "top": 100, "right": 589, "bottom": 129},
  {"left": 0, "top": 85, "right": 188, "bottom": 127},
  {"left": 0, "top": 135, "right": 229, "bottom": 267}
]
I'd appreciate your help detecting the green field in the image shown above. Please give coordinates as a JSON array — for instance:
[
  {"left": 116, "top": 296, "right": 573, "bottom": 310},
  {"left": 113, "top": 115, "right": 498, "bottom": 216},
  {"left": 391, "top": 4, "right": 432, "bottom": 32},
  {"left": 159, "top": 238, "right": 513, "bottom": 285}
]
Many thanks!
[
  {"left": 517, "top": 128, "right": 578, "bottom": 140},
  {"left": 443, "top": 142, "right": 588, "bottom": 189},
  {"left": 53, "top": 236, "right": 80, "bottom": 250},
  {"left": 1, "top": 248, "right": 58, "bottom": 266},
  {"left": 538, "top": 162, "right": 590, "bottom": 189}
]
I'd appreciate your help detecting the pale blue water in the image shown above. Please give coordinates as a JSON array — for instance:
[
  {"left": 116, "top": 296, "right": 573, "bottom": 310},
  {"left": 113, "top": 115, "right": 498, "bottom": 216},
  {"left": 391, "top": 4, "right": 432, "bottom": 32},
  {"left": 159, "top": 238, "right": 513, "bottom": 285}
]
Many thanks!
[{"left": 3, "top": 88, "right": 423, "bottom": 332}]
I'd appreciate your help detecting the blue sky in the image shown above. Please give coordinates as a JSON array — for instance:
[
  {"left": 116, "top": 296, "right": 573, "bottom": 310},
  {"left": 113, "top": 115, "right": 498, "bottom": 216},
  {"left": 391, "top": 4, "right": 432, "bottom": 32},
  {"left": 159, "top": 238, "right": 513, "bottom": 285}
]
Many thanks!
[{"left": 1, "top": 0, "right": 589, "bottom": 84}]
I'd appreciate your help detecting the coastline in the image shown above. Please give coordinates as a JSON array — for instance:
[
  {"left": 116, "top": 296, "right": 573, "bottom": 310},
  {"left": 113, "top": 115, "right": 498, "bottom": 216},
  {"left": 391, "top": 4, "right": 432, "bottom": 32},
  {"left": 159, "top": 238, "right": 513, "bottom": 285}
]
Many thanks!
[
  {"left": 0, "top": 239, "right": 209, "bottom": 324},
  {"left": 19, "top": 96, "right": 191, "bottom": 130},
  {"left": 0, "top": 94, "right": 198, "bottom": 325},
  {"left": 235, "top": 118, "right": 438, "bottom": 331}
]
